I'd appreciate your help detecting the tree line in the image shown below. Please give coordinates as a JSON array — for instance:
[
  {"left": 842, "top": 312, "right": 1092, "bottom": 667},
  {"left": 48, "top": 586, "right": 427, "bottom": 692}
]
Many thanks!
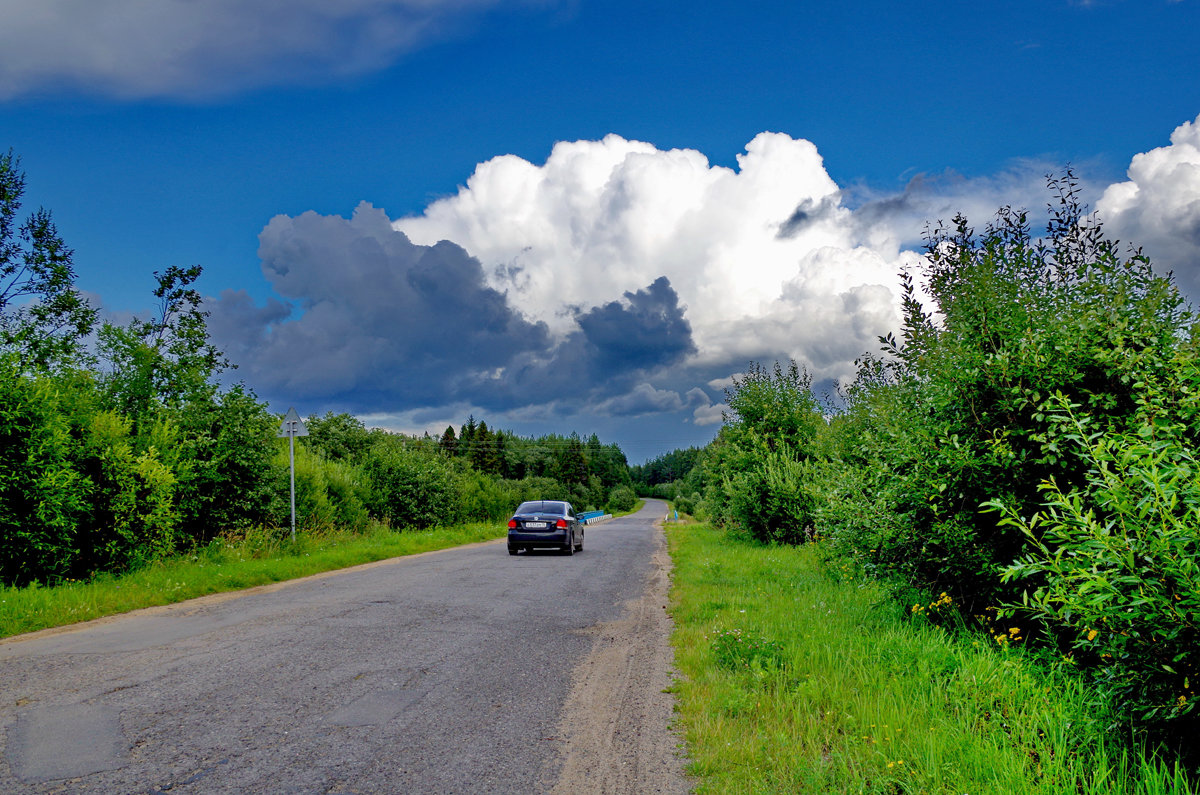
[{"left": 0, "top": 149, "right": 633, "bottom": 588}]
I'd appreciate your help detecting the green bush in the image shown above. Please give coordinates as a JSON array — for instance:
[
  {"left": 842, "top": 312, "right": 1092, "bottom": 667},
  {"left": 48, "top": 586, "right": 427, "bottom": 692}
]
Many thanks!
[
  {"left": 75, "top": 410, "right": 179, "bottom": 572},
  {"left": 0, "top": 364, "right": 183, "bottom": 583},
  {"left": 455, "top": 468, "right": 519, "bottom": 521},
  {"left": 0, "top": 360, "right": 88, "bottom": 584},
  {"left": 607, "top": 485, "right": 636, "bottom": 512},
  {"left": 813, "top": 174, "right": 1191, "bottom": 614},
  {"left": 791, "top": 174, "right": 1200, "bottom": 750},
  {"left": 719, "top": 445, "right": 813, "bottom": 544},
  {"left": 272, "top": 444, "right": 371, "bottom": 534},
  {"left": 672, "top": 492, "right": 701, "bottom": 516},
  {"left": 174, "top": 386, "right": 281, "bottom": 543},
  {"left": 683, "top": 173, "right": 1200, "bottom": 750},
  {"left": 996, "top": 390, "right": 1200, "bottom": 736},
  {"left": 304, "top": 411, "right": 373, "bottom": 462},
  {"left": 700, "top": 360, "right": 825, "bottom": 541},
  {"left": 363, "top": 436, "right": 464, "bottom": 529}
]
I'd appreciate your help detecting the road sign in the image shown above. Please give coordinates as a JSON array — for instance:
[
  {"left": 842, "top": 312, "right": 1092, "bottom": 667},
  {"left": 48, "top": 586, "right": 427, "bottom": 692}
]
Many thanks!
[
  {"left": 278, "top": 407, "right": 308, "bottom": 438},
  {"left": 278, "top": 407, "right": 307, "bottom": 541}
]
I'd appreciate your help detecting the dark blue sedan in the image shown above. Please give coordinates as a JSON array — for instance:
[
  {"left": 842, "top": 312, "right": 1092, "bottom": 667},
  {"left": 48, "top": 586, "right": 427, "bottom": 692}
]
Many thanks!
[{"left": 507, "top": 500, "right": 583, "bottom": 555}]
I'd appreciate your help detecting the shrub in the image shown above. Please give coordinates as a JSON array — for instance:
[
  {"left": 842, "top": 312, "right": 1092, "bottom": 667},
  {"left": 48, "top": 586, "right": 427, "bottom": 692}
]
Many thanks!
[
  {"left": 174, "top": 386, "right": 281, "bottom": 543},
  {"left": 673, "top": 492, "right": 702, "bottom": 517},
  {"left": 272, "top": 444, "right": 371, "bottom": 534},
  {"left": 996, "top": 390, "right": 1200, "bottom": 737},
  {"left": 0, "top": 360, "right": 88, "bottom": 584},
  {"left": 607, "top": 485, "right": 636, "bottom": 513},
  {"left": 363, "top": 436, "right": 464, "bottom": 529},
  {"left": 818, "top": 173, "right": 1191, "bottom": 614},
  {"left": 720, "top": 446, "right": 813, "bottom": 544},
  {"left": 75, "top": 410, "right": 179, "bottom": 572},
  {"left": 701, "top": 359, "right": 825, "bottom": 540}
]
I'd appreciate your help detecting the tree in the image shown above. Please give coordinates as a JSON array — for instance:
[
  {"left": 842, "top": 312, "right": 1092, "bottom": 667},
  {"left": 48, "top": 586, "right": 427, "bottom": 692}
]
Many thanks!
[
  {"left": 174, "top": 385, "right": 279, "bottom": 542},
  {"left": 459, "top": 415, "right": 478, "bottom": 456},
  {"left": 438, "top": 425, "right": 458, "bottom": 456},
  {"left": 631, "top": 447, "right": 702, "bottom": 488},
  {"left": 0, "top": 150, "right": 96, "bottom": 371},
  {"left": 804, "top": 169, "right": 1196, "bottom": 643},
  {"left": 306, "top": 412, "right": 372, "bottom": 461},
  {"left": 556, "top": 433, "right": 590, "bottom": 487},
  {"left": 0, "top": 358, "right": 88, "bottom": 584},
  {"left": 723, "top": 359, "right": 823, "bottom": 452},
  {"left": 99, "top": 265, "right": 229, "bottom": 421},
  {"left": 97, "top": 265, "right": 277, "bottom": 544},
  {"left": 364, "top": 435, "right": 463, "bottom": 529},
  {"left": 493, "top": 430, "right": 509, "bottom": 478},
  {"left": 471, "top": 420, "right": 499, "bottom": 473},
  {"left": 701, "top": 359, "right": 825, "bottom": 543}
]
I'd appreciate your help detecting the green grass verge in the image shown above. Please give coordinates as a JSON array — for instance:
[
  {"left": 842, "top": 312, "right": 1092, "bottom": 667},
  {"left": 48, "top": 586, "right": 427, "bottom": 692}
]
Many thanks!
[
  {"left": 0, "top": 522, "right": 504, "bottom": 640},
  {"left": 667, "top": 521, "right": 1195, "bottom": 795}
]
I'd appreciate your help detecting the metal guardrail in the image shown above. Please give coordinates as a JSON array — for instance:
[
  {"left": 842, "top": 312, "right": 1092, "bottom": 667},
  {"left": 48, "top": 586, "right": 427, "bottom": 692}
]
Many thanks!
[{"left": 579, "top": 510, "right": 610, "bottom": 524}]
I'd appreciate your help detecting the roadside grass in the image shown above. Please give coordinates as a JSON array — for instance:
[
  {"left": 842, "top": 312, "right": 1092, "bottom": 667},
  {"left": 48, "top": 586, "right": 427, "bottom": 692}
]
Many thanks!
[
  {"left": 666, "top": 522, "right": 1195, "bottom": 795},
  {"left": 0, "top": 522, "right": 504, "bottom": 640}
]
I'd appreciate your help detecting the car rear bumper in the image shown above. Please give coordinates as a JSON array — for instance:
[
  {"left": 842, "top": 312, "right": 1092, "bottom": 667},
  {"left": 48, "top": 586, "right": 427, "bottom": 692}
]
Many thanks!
[{"left": 508, "top": 529, "right": 570, "bottom": 548}]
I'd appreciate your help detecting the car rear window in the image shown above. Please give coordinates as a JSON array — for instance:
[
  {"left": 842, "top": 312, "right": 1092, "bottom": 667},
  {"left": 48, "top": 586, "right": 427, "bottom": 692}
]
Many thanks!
[{"left": 515, "top": 501, "right": 566, "bottom": 515}]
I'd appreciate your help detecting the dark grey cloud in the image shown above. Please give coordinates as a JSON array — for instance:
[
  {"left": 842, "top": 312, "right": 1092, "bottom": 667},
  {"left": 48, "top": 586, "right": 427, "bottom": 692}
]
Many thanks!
[
  {"left": 777, "top": 196, "right": 840, "bottom": 239},
  {"left": 209, "top": 202, "right": 550, "bottom": 409},
  {"left": 593, "top": 383, "right": 711, "bottom": 418},
  {"left": 597, "top": 383, "right": 689, "bottom": 417},
  {"left": 209, "top": 205, "right": 698, "bottom": 418},
  {"left": 575, "top": 276, "right": 696, "bottom": 372},
  {"left": 495, "top": 276, "right": 696, "bottom": 402},
  {"left": 206, "top": 289, "right": 292, "bottom": 351}
]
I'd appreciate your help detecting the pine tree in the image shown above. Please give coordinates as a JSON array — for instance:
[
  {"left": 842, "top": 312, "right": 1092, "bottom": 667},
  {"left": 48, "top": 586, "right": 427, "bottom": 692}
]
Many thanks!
[
  {"left": 459, "top": 415, "right": 477, "bottom": 457},
  {"left": 439, "top": 425, "right": 457, "bottom": 456}
]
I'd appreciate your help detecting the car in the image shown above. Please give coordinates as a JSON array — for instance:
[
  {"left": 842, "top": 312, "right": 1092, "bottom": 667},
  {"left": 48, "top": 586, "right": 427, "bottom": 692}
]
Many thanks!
[{"left": 507, "top": 500, "right": 583, "bottom": 555}]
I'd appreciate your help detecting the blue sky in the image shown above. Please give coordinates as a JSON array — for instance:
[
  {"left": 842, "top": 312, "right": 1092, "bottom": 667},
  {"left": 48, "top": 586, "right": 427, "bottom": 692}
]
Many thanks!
[{"left": 2, "top": 0, "right": 1199, "bottom": 461}]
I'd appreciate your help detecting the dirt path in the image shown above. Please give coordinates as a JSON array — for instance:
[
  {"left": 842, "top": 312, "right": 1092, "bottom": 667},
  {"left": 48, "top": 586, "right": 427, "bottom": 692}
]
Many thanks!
[{"left": 547, "top": 519, "right": 691, "bottom": 794}]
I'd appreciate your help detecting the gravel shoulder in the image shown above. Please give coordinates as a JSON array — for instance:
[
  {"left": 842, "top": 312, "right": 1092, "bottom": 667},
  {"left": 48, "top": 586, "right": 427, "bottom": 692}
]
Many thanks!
[{"left": 547, "top": 515, "right": 691, "bottom": 794}]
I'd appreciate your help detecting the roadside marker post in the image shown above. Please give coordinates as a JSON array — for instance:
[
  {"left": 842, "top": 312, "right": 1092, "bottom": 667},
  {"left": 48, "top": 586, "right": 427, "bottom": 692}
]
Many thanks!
[{"left": 277, "top": 407, "right": 309, "bottom": 542}]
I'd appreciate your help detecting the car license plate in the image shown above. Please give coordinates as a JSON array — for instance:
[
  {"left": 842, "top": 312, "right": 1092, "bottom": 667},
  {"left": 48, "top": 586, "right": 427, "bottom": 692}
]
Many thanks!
[{"left": 525, "top": 521, "right": 546, "bottom": 529}]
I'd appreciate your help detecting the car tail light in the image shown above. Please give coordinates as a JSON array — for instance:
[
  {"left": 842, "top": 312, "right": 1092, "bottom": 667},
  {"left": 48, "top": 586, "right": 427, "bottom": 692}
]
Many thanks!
[
  {"left": 556, "top": 518, "right": 567, "bottom": 529},
  {"left": 507, "top": 519, "right": 517, "bottom": 529}
]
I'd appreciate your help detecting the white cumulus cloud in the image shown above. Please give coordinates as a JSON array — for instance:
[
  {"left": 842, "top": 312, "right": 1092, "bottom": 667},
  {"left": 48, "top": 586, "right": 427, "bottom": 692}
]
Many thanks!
[
  {"left": 692, "top": 402, "right": 727, "bottom": 427},
  {"left": 203, "top": 124, "right": 1200, "bottom": 444},
  {"left": 1098, "top": 113, "right": 1200, "bottom": 298},
  {"left": 396, "top": 132, "right": 917, "bottom": 387},
  {"left": 0, "top": 0, "right": 526, "bottom": 100}
]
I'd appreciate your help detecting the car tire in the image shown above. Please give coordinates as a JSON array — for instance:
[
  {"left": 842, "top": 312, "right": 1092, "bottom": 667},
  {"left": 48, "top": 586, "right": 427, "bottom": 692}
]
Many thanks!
[
  {"left": 508, "top": 546, "right": 518, "bottom": 556},
  {"left": 575, "top": 531, "right": 583, "bottom": 552},
  {"left": 564, "top": 531, "right": 575, "bottom": 556}
]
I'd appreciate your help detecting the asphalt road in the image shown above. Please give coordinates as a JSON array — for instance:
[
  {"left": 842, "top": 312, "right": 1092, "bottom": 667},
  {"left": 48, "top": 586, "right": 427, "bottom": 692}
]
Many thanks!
[{"left": 0, "top": 500, "right": 675, "bottom": 794}]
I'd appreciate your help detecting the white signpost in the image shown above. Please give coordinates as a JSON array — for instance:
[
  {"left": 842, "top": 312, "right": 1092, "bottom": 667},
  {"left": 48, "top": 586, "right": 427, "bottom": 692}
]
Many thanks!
[{"left": 277, "top": 407, "right": 309, "bottom": 541}]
